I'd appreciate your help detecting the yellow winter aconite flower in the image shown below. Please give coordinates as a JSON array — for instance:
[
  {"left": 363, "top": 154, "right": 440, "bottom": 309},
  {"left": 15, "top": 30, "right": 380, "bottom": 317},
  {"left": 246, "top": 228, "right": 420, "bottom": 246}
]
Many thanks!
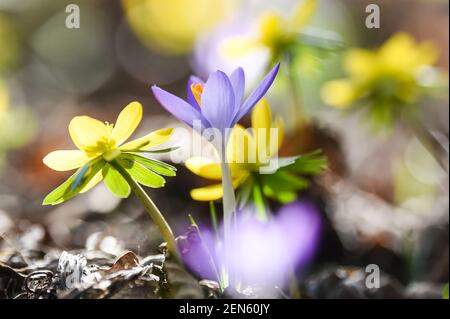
[
  {"left": 0, "top": 81, "right": 8, "bottom": 113},
  {"left": 122, "top": 0, "right": 233, "bottom": 55},
  {"left": 186, "top": 99, "right": 283, "bottom": 201},
  {"left": 1, "top": 81, "right": 36, "bottom": 170},
  {"left": 222, "top": 0, "right": 317, "bottom": 60},
  {"left": 321, "top": 33, "right": 441, "bottom": 111},
  {"left": 186, "top": 99, "right": 326, "bottom": 205},
  {"left": 43, "top": 102, "right": 176, "bottom": 205},
  {"left": 259, "top": 0, "right": 316, "bottom": 52}
]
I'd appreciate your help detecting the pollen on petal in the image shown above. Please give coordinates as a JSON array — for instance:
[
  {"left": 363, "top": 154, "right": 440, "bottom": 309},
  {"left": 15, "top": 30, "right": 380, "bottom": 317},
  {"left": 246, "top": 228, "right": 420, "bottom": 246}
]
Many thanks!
[{"left": 190, "top": 83, "right": 203, "bottom": 106}]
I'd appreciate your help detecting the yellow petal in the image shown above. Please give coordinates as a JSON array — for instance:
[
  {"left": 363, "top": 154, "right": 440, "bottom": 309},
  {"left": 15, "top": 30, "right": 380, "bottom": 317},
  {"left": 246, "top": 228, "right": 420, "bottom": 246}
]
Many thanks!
[
  {"left": 185, "top": 157, "right": 222, "bottom": 180},
  {"left": 227, "top": 124, "right": 257, "bottom": 164},
  {"left": 271, "top": 116, "right": 284, "bottom": 156},
  {"left": 111, "top": 102, "right": 143, "bottom": 146},
  {"left": 43, "top": 150, "right": 90, "bottom": 171},
  {"left": 69, "top": 116, "right": 110, "bottom": 152},
  {"left": 220, "top": 37, "right": 259, "bottom": 58},
  {"left": 252, "top": 99, "right": 272, "bottom": 143},
  {"left": 321, "top": 79, "right": 357, "bottom": 108},
  {"left": 290, "top": 0, "right": 317, "bottom": 30},
  {"left": 379, "top": 33, "right": 438, "bottom": 74},
  {"left": 0, "top": 81, "right": 9, "bottom": 113},
  {"left": 250, "top": 99, "right": 284, "bottom": 162},
  {"left": 415, "top": 42, "right": 438, "bottom": 66},
  {"left": 119, "top": 128, "right": 173, "bottom": 151},
  {"left": 344, "top": 49, "right": 377, "bottom": 79},
  {"left": 258, "top": 12, "right": 285, "bottom": 47},
  {"left": 251, "top": 99, "right": 273, "bottom": 163},
  {"left": 190, "top": 173, "right": 248, "bottom": 201},
  {"left": 80, "top": 170, "right": 103, "bottom": 193},
  {"left": 191, "top": 183, "right": 224, "bottom": 201}
]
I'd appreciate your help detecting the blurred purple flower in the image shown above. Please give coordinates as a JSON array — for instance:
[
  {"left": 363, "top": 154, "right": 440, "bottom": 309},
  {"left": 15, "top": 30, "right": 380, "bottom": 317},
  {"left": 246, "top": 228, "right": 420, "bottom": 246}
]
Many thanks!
[
  {"left": 151, "top": 64, "right": 280, "bottom": 141},
  {"left": 180, "top": 201, "right": 321, "bottom": 286}
]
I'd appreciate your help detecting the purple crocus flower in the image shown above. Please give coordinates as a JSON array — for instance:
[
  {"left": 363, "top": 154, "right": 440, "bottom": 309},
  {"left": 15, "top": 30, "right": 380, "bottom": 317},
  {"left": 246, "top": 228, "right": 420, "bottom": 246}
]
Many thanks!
[
  {"left": 151, "top": 63, "right": 280, "bottom": 141},
  {"left": 180, "top": 201, "right": 322, "bottom": 288}
]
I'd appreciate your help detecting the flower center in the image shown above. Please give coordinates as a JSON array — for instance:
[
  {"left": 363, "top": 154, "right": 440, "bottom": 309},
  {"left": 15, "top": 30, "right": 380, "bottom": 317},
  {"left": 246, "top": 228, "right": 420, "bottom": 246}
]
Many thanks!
[
  {"left": 259, "top": 12, "right": 284, "bottom": 47},
  {"left": 83, "top": 122, "right": 119, "bottom": 158},
  {"left": 190, "top": 83, "right": 203, "bottom": 106}
]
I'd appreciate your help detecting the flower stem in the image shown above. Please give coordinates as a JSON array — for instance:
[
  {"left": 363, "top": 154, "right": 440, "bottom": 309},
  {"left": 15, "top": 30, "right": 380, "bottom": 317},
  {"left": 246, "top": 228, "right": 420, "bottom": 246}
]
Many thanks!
[
  {"left": 111, "top": 160, "right": 181, "bottom": 262},
  {"left": 285, "top": 51, "right": 307, "bottom": 128},
  {"left": 409, "top": 120, "right": 449, "bottom": 174},
  {"left": 220, "top": 149, "right": 237, "bottom": 288}
]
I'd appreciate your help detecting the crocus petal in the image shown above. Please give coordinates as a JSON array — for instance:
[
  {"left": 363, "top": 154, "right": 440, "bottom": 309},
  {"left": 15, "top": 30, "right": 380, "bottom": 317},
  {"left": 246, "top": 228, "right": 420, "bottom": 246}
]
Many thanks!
[
  {"left": 185, "top": 157, "right": 222, "bottom": 180},
  {"left": 230, "top": 67, "right": 245, "bottom": 114},
  {"left": 69, "top": 116, "right": 110, "bottom": 151},
  {"left": 187, "top": 75, "right": 204, "bottom": 110},
  {"left": 200, "top": 71, "right": 236, "bottom": 132},
  {"left": 119, "top": 128, "right": 173, "bottom": 151},
  {"left": 233, "top": 63, "right": 280, "bottom": 125},
  {"left": 111, "top": 102, "right": 142, "bottom": 146},
  {"left": 43, "top": 150, "right": 91, "bottom": 171},
  {"left": 152, "top": 86, "right": 210, "bottom": 129}
]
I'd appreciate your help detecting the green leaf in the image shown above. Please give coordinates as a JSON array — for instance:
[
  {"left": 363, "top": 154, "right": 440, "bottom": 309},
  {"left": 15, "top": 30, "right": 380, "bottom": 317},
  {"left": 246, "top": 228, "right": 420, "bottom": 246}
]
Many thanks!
[
  {"left": 102, "top": 163, "right": 131, "bottom": 198},
  {"left": 119, "top": 158, "right": 165, "bottom": 188},
  {"left": 251, "top": 180, "right": 268, "bottom": 221},
  {"left": 209, "top": 201, "right": 219, "bottom": 236},
  {"left": 43, "top": 174, "right": 77, "bottom": 205},
  {"left": 133, "top": 147, "right": 179, "bottom": 154},
  {"left": 258, "top": 156, "right": 299, "bottom": 174},
  {"left": 43, "top": 160, "right": 104, "bottom": 205},
  {"left": 122, "top": 153, "right": 176, "bottom": 177},
  {"left": 236, "top": 177, "right": 253, "bottom": 210},
  {"left": 71, "top": 164, "right": 90, "bottom": 191},
  {"left": 261, "top": 171, "right": 309, "bottom": 204},
  {"left": 284, "top": 150, "right": 327, "bottom": 175},
  {"left": 443, "top": 284, "right": 449, "bottom": 299}
]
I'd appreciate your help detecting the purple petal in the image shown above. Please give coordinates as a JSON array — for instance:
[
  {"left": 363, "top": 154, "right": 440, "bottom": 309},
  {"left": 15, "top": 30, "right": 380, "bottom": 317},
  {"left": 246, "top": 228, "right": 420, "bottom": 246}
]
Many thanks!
[
  {"left": 152, "top": 85, "right": 210, "bottom": 129},
  {"left": 233, "top": 63, "right": 280, "bottom": 125},
  {"left": 229, "top": 67, "right": 245, "bottom": 115},
  {"left": 200, "top": 71, "right": 236, "bottom": 132},
  {"left": 186, "top": 75, "right": 204, "bottom": 110}
]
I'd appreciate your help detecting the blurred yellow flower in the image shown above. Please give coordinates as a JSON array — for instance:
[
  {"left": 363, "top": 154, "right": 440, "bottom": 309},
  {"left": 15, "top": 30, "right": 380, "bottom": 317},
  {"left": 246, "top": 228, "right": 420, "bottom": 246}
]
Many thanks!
[
  {"left": 186, "top": 99, "right": 284, "bottom": 201},
  {"left": 222, "top": 0, "right": 317, "bottom": 60},
  {"left": 43, "top": 102, "right": 174, "bottom": 203},
  {"left": 321, "top": 33, "right": 440, "bottom": 109},
  {"left": 0, "top": 81, "right": 8, "bottom": 113},
  {"left": 259, "top": 0, "right": 316, "bottom": 52},
  {"left": 122, "top": 0, "right": 234, "bottom": 55},
  {"left": 0, "top": 15, "right": 21, "bottom": 73},
  {"left": 0, "top": 81, "right": 36, "bottom": 163}
]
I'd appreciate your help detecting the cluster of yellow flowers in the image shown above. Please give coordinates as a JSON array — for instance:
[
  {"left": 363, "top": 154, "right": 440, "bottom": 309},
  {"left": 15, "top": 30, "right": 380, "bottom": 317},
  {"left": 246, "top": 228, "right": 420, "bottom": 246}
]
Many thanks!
[{"left": 322, "top": 33, "right": 442, "bottom": 113}]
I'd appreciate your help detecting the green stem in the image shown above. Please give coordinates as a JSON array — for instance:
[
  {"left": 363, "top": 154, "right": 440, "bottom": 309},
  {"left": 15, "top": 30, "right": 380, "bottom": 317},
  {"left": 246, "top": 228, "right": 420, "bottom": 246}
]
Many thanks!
[
  {"left": 209, "top": 201, "right": 219, "bottom": 238},
  {"left": 110, "top": 160, "right": 181, "bottom": 262},
  {"left": 409, "top": 120, "right": 449, "bottom": 174},
  {"left": 285, "top": 51, "right": 307, "bottom": 128}
]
